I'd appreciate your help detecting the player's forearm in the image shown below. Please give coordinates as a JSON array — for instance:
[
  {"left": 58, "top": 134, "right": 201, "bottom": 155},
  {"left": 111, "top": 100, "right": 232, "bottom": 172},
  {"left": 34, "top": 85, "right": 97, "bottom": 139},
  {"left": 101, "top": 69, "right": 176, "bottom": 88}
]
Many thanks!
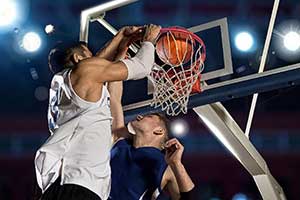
[
  {"left": 109, "top": 99, "right": 134, "bottom": 142},
  {"left": 108, "top": 81, "right": 123, "bottom": 102},
  {"left": 96, "top": 32, "right": 123, "bottom": 61},
  {"left": 110, "top": 99, "right": 125, "bottom": 129},
  {"left": 106, "top": 49, "right": 124, "bottom": 125},
  {"left": 121, "top": 42, "right": 155, "bottom": 80},
  {"left": 108, "top": 81, "right": 125, "bottom": 129},
  {"left": 169, "top": 162, "right": 194, "bottom": 193}
]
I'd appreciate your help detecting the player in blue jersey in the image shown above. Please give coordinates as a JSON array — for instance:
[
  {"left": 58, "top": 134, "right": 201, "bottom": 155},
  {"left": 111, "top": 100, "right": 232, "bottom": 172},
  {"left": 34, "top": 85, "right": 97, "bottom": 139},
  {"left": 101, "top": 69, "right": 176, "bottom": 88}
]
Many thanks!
[{"left": 106, "top": 28, "right": 195, "bottom": 199}]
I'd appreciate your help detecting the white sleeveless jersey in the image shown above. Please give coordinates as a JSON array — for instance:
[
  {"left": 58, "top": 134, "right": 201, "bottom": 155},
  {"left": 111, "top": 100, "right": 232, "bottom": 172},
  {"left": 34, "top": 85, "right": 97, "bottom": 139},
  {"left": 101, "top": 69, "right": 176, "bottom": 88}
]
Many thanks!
[{"left": 35, "top": 68, "right": 112, "bottom": 200}]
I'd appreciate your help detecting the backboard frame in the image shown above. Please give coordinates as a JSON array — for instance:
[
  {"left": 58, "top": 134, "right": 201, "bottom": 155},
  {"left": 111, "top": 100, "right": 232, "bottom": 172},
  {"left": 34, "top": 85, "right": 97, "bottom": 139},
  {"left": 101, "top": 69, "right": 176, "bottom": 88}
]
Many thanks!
[{"left": 188, "top": 17, "right": 233, "bottom": 81}]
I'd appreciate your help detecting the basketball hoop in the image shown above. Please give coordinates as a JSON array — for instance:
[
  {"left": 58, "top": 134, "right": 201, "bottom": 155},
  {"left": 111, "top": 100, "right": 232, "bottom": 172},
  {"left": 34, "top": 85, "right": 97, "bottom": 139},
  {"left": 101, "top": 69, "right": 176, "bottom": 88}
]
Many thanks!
[{"left": 150, "top": 27, "right": 206, "bottom": 116}]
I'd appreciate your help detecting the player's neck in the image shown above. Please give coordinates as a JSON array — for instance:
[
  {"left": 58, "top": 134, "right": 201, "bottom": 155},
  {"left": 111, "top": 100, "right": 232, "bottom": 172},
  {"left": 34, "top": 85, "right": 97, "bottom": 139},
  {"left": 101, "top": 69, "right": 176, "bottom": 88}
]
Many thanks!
[{"left": 133, "top": 134, "right": 161, "bottom": 149}]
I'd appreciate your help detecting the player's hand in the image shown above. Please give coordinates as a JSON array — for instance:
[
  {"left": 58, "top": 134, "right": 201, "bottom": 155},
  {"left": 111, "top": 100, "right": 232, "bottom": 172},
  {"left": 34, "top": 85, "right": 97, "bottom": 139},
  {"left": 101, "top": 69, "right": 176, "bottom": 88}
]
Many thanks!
[
  {"left": 118, "top": 26, "right": 144, "bottom": 48},
  {"left": 143, "top": 24, "right": 161, "bottom": 44},
  {"left": 122, "top": 26, "right": 143, "bottom": 37},
  {"left": 118, "top": 26, "right": 144, "bottom": 41},
  {"left": 164, "top": 138, "right": 184, "bottom": 166}
]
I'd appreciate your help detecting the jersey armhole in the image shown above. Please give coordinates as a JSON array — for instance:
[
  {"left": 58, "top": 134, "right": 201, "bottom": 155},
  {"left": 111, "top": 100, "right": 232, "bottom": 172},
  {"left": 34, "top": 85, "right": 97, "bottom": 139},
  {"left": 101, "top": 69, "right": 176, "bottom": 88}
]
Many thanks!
[{"left": 112, "top": 137, "right": 126, "bottom": 148}]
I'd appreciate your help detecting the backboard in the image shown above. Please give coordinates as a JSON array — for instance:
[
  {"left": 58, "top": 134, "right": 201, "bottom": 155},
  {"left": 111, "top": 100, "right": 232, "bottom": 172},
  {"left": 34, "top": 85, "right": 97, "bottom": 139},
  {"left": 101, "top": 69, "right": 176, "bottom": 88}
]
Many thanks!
[
  {"left": 80, "top": 0, "right": 300, "bottom": 119},
  {"left": 79, "top": 1, "right": 300, "bottom": 199}
]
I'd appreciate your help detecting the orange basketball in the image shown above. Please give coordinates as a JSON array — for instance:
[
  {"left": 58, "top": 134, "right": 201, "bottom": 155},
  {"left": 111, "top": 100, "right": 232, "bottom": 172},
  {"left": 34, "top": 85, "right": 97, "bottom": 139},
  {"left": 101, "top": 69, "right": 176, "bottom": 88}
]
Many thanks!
[{"left": 156, "top": 31, "right": 193, "bottom": 66}]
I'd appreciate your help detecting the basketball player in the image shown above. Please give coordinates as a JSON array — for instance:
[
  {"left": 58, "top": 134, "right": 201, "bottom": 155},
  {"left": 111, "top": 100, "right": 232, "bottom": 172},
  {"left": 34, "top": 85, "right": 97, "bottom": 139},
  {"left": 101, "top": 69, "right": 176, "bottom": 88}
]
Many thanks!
[
  {"left": 109, "top": 115, "right": 195, "bottom": 200},
  {"left": 34, "top": 24, "right": 161, "bottom": 200},
  {"left": 107, "top": 57, "right": 195, "bottom": 199}
]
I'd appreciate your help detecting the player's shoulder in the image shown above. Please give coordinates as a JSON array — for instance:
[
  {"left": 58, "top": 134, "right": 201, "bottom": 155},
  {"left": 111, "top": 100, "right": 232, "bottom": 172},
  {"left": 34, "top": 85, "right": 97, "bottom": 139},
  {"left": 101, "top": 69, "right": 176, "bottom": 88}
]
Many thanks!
[
  {"left": 78, "top": 56, "right": 110, "bottom": 69},
  {"left": 74, "top": 57, "right": 111, "bottom": 79},
  {"left": 113, "top": 138, "right": 132, "bottom": 148}
]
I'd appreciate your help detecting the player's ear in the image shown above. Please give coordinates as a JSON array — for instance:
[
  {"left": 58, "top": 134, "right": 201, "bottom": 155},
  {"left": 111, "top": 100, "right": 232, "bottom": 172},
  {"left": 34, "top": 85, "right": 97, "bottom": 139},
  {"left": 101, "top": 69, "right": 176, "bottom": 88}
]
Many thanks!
[
  {"left": 153, "top": 127, "right": 165, "bottom": 136},
  {"left": 73, "top": 53, "right": 84, "bottom": 63}
]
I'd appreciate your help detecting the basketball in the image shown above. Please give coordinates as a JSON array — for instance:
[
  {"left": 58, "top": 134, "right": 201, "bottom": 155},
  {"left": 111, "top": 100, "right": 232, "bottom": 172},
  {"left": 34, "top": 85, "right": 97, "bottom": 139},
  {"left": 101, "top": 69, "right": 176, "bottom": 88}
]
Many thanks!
[{"left": 156, "top": 31, "right": 193, "bottom": 66}]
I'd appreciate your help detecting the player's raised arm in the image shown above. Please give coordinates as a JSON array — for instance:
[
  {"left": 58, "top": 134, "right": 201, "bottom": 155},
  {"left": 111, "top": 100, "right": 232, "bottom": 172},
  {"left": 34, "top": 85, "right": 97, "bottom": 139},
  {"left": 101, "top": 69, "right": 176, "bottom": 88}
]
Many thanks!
[
  {"left": 107, "top": 28, "right": 137, "bottom": 141},
  {"left": 105, "top": 24, "right": 160, "bottom": 142},
  {"left": 163, "top": 138, "right": 195, "bottom": 200},
  {"left": 96, "top": 26, "right": 143, "bottom": 61},
  {"left": 78, "top": 24, "right": 160, "bottom": 83}
]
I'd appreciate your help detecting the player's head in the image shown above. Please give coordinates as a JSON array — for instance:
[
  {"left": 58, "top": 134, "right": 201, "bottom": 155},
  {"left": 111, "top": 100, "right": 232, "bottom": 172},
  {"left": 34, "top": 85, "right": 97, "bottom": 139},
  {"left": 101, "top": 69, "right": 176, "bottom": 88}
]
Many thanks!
[
  {"left": 48, "top": 41, "right": 93, "bottom": 73},
  {"left": 130, "top": 113, "right": 170, "bottom": 147},
  {"left": 63, "top": 42, "right": 93, "bottom": 68}
]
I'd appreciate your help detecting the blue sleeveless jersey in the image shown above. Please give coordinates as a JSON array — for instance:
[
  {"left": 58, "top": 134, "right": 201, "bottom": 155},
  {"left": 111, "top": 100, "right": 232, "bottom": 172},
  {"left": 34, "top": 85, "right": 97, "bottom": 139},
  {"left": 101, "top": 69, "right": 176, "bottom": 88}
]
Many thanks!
[{"left": 109, "top": 139, "right": 168, "bottom": 200}]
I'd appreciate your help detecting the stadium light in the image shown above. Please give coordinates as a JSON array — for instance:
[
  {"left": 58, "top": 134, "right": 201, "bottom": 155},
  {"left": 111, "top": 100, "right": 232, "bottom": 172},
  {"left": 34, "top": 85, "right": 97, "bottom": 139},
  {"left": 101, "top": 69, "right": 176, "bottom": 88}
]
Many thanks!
[
  {"left": 0, "top": 0, "right": 17, "bottom": 27},
  {"left": 22, "top": 32, "right": 42, "bottom": 52},
  {"left": 283, "top": 31, "right": 300, "bottom": 51},
  {"left": 170, "top": 119, "right": 189, "bottom": 137},
  {"left": 235, "top": 32, "right": 254, "bottom": 52}
]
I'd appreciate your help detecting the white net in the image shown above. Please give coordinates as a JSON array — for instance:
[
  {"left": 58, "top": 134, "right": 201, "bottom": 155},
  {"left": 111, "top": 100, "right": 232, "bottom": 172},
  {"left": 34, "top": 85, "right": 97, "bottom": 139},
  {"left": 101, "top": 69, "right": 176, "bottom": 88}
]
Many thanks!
[{"left": 150, "top": 28, "right": 205, "bottom": 116}]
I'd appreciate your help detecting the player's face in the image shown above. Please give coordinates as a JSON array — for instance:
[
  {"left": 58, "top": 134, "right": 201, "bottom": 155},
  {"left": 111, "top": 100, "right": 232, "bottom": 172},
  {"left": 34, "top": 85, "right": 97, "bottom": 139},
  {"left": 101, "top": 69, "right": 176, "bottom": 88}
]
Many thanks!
[{"left": 131, "top": 114, "right": 162, "bottom": 135}]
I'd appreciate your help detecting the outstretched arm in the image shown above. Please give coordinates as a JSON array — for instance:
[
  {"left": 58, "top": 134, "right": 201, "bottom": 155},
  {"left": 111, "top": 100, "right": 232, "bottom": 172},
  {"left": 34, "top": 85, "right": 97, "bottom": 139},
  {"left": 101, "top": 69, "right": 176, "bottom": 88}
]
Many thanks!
[
  {"left": 162, "top": 138, "right": 195, "bottom": 200},
  {"left": 78, "top": 24, "right": 160, "bottom": 83},
  {"left": 107, "top": 80, "right": 129, "bottom": 142},
  {"left": 96, "top": 26, "right": 143, "bottom": 61},
  {"left": 107, "top": 37, "right": 127, "bottom": 141},
  {"left": 108, "top": 26, "right": 148, "bottom": 142}
]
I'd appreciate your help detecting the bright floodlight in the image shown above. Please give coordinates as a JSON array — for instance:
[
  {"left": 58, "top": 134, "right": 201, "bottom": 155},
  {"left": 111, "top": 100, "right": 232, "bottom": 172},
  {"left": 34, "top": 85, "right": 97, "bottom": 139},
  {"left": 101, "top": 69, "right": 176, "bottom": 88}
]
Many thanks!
[
  {"left": 45, "top": 24, "right": 54, "bottom": 34},
  {"left": 0, "top": 0, "right": 17, "bottom": 26},
  {"left": 22, "top": 32, "right": 42, "bottom": 52},
  {"left": 235, "top": 32, "right": 254, "bottom": 52},
  {"left": 170, "top": 119, "right": 189, "bottom": 137},
  {"left": 283, "top": 31, "right": 300, "bottom": 51}
]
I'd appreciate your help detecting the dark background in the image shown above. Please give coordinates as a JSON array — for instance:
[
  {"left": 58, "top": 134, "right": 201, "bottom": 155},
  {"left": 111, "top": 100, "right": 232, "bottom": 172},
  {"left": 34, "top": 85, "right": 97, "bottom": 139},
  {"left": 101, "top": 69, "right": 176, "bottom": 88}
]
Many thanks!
[{"left": 0, "top": 0, "right": 300, "bottom": 199}]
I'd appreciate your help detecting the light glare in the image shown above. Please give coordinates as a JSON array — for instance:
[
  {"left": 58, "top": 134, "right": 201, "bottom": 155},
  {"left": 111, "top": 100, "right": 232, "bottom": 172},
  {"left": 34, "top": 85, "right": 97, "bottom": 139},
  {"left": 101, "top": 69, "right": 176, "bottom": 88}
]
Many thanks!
[
  {"left": 22, "top": 32, "right": 42, "bottom": 52},
  {"left": 0, "top": 1, "right": 17, "bottom": 26},
  {"left": 235, "top": 32, "right": 254, "bottom": 52},
  {"left": 283, "top": 31, "right": 300, "bottom": 51},
  {"left": 45, "top": 24, "right": 54, "bottom": 34},
  {"left": 171, "top": 120, "right": 189, "bottom": 137}
]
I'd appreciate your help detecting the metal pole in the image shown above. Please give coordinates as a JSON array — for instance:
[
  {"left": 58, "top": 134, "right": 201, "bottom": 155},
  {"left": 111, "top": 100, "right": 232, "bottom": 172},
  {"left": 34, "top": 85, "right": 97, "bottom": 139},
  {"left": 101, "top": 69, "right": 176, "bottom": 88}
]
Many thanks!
[
  {"left": 245, "top": 0, "right": 280, "bottom": 138},
  {"left": 80, "top": 0, "right": 139, "bottom": 43}
]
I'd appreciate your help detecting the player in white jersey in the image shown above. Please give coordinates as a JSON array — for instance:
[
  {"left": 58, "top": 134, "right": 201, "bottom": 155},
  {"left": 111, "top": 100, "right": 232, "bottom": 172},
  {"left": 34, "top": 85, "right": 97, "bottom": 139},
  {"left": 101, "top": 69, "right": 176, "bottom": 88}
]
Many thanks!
[{"left": 34, "top": 24, "right": 161, "bottom": 200}]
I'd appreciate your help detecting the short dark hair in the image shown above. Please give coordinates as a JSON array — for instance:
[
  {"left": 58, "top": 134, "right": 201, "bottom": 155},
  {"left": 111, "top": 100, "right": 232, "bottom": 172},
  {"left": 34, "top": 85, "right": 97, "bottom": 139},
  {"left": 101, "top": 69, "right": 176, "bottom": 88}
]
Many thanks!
[
  {"left": 63, "top": 42, "right": 87, "bottom": 68},
  {"left": 48, "top": 41, "right": 87, "bottom": 73}
]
